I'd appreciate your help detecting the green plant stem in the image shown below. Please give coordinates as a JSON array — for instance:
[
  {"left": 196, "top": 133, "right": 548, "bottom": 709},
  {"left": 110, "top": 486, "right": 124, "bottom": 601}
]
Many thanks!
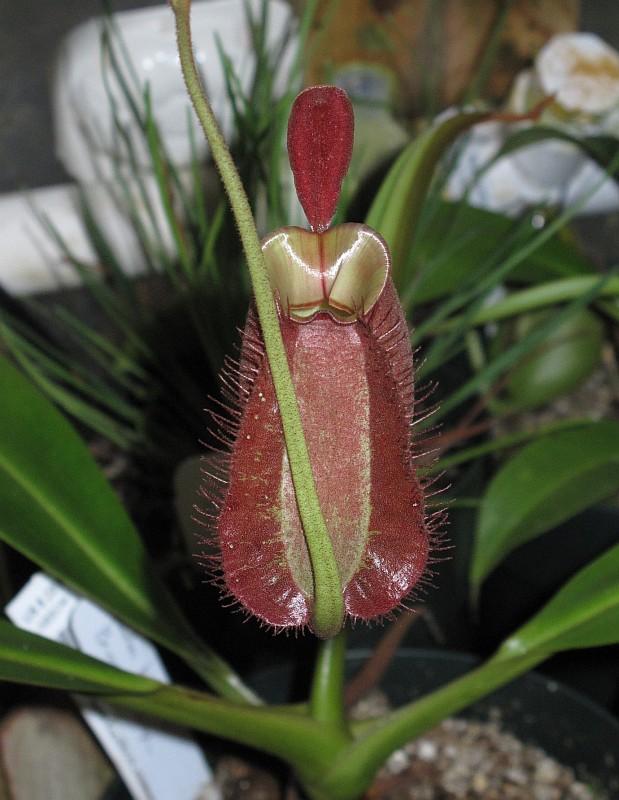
[
  {"left": 425, "top": 274, "right": 619, "bottom": 337},
  {"left": 171, "top": 0, "right": 343, "bottom": 638},
  {"left": 309, "top": 630, "right": 349, "bottom": 735},
  {"left": 107, "top": 682, "right": 349, "bottom": 777},
  {"left": 316, "top": 650, "right": 544, "bottom": 800}
]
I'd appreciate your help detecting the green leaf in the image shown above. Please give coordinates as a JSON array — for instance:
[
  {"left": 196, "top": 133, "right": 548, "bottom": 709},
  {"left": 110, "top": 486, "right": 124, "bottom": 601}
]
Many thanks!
[
  {"left": 426, "top": 418, "right": 590, "bottom": 476},
  {"left": 413, "top": 208, "right": 573, "bottom": 374},
  {"left": 0, "top": 620, "right": 158, "bottom": 694},
  {"left": 365, "top": 111, "right": 488, "bottom": 283},
  {"left": 407, "top": 201, "right": 593, "bottom": 306},
  {"left": 498, "top": 308, "right": 604, "bottom": 411},
  {"left": 498, "top": 541, "right": 619, "bottom": 659},
  {"left": 337, "top": 540, "right": 619, "bottom": 800},
  {"left": 0, "top": 356, "right": 183, "bottom": 640},
  {"left": 471, "top": 421, "right": 619, "bottom": 590},
  {"left": 427, "top": 274, "right": 619, "bottom": 335},
  {"left": 0, "top": 357, "right": 257, "bottom": 703}
]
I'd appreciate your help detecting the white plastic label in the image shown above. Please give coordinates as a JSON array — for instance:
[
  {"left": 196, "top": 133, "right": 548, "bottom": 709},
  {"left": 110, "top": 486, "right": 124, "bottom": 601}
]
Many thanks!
[{"left": 6, "top": 573, "right": 220, "bottom": 800}]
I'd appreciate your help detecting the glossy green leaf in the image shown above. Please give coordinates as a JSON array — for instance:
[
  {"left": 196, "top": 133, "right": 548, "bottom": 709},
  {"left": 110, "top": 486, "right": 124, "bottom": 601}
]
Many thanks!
[
  {"left": 428, "top": 418, "right": 590, "bottom": 476},
  {"left": 471, "top": 421, "right": 619, "bottom": 589},
  {"left": 0, "top": 620, "right": 158, "bottom": 694},
  {"left": 365, "top": 111, "right": 488, "bottom": 283},
  {"left": 0, "top": 359, "right": 164, "bottom": 636},
  {"left": 498, "top": 541, "right": 619, "bottom": 659},
  {"left": 0, "top": 357, "right": 256, "bottom": 703}
]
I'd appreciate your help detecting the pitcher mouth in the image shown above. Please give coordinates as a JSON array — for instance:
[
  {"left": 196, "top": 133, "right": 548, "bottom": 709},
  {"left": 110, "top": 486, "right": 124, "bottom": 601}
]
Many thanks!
[{"left": 262, "top": 224, "right": 391, "bottom": 325}]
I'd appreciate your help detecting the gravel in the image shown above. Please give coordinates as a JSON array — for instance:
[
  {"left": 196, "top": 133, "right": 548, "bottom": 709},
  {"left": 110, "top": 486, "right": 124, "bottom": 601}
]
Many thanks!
[{"left": 368, "top": 715, "right": 605, "bottom": 799}]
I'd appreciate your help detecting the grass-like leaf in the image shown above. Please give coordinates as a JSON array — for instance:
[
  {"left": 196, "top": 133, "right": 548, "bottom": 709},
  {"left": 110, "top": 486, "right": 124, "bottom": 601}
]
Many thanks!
[{"left": 424, "top": 271, "right": 611, "bottom": 423}]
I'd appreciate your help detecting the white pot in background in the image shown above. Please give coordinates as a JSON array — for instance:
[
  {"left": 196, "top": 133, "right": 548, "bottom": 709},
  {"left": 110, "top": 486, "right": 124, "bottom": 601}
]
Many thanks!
[
  {"left": 53, "top": 0, "right": 294, "bottom": 182},
  {"left": 0, "top": 174, "right": 185, "bottom": 295},
  {"left": 0, "top": 186, "right": 93, "bottom": 296},
  {"left": 0, "top": 0, "right": 295, "bottom": 296}
]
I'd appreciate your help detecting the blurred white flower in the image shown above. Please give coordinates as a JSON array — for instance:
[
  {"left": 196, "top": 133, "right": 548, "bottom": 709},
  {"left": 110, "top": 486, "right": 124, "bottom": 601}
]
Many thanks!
[
  {"left": 536, "top": 32, "right": 619, "bottom": 116},
  {"left": 445, "top": 33, "right": 619, "bottom": 217},
  {"left": 445, "top": 121, "right": 577, "bottom": 216}
]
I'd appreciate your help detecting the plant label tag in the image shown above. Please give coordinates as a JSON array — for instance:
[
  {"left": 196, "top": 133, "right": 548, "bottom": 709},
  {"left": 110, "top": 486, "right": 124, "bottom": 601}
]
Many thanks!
[{"left": 6, "top": 572, "right": 220, "bottom": 800}]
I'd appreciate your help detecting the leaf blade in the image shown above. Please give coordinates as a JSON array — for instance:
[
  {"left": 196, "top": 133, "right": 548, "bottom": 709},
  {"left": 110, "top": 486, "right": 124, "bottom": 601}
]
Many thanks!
[
  {"left": 471, "top": 421, "right": 619, "bottom": 590},
  {"left": 365, "top": 111, "right": 488, "bottom": 283},
  {"left": 498, "top": 541, "right": 619, "bottom": 659},
  {"left": 0, "top": 621, "right": 158, "bottom": 695},
  {"left": 0, "top": 357, "right": 257, "bottom": 702}
]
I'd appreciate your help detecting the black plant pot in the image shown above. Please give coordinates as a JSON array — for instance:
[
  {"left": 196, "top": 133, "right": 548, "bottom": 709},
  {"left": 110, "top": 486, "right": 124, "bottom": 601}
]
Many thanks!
[{"left": 251, "top": 648, "right": 619, "bottom": 796}]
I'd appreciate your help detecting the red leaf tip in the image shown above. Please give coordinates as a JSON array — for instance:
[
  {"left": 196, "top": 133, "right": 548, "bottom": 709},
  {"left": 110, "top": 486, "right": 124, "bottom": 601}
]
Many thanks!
[{"left": 287, "top": 85, "right": 354, "bottom": 233}]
